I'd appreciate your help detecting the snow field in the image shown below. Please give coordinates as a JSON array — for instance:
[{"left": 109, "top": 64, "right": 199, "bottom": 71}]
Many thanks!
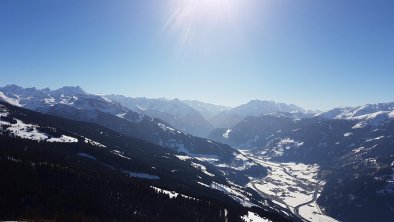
[{"left": 242, "top": 152, "right": 338, "bottom": 222}]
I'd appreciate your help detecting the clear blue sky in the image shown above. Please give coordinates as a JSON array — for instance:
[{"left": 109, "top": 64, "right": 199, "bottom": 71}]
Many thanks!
[{"left": 0, "top": 0, "right": 393, "bottom": 110}]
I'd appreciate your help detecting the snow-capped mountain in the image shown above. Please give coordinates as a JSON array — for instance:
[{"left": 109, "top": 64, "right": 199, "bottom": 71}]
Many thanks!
[
  {"left": 2, "top": 84, "right": 393, "bottom": 221},
  {"left": 0, "top": 101, "right": 298, "bottom": 222},
  {"left": 183, "top": 100, "right": 230, "bottom": 120},
  {"left": 0, "top": 101, "right": 295, "bottom": 222},
  {"left": 106, "top": 95, "right": 214, "bottom": 138},
  {"left": 0, "top": 84, "right": 127, "bottom": 115},
  {"left": 0, "top": 85, "right": 234, "bottom": 159},
  {"left": 208, "top": 103, "right": 394, "bottom": 222},
  {"left": 210, "top": 100, "right": 306, "bottom": 128},
  {"left": 209, "top": 114, "right": 297, "bottom": 148},
  {"left": 316, "top": 103, "right": 394, "bottom": 129}
]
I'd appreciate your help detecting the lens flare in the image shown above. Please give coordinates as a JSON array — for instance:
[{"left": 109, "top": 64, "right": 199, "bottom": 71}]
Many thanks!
[{"left": 164, "top": 0, "right": 239, "bottom": 51}]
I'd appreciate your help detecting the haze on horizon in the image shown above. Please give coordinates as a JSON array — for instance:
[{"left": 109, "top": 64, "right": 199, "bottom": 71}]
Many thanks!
[{"left": 0, "top": 0, "right": 393, "bottom": 110}]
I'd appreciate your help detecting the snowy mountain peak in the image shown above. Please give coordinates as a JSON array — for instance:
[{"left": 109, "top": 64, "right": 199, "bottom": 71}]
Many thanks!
[
  {"left": 316, "top": 102, "right": 394, "bottom": 129},
  {"left": 183, "top": 100, "right": 230, "bottom": 120},
  {"left": 173, "top": 98, "right": 181, "bottom": 103},
  {"left": 0, "top": 85, "right": 86, "bottom": 98},
  {"left": 317, "top": 102, "right": 394, "bottom": 120},
  {"left": 52, "top": 86, "right": 86, "bottom": 96},
  {"left": 245, "top": 100, "right": 304, "bottom": 112},
  {"left": 0, "top": 84, "right": 127, "bottom": 114},
  {"left": 2, "top": 84, "right": 40, "bottom": 96},
  {"left": 4, "top": 84, "right": 24, "bottom": 91},
  {"left": 106, "top": 95, "right": 215, "bottom": 137},
  {"left": 210, "top": 99, "right": 305, "bottom": 128}
]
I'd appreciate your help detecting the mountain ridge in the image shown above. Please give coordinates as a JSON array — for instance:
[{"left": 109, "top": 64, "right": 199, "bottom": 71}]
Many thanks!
[
  {"left": 106, "top": 94, "right": 215, "bottom": 138},
  {"left": 0, "top": 101, "right": 293, "bottom": 222},
  {"left": 0, "top": 85, "right": 236, "bottom": 160}
]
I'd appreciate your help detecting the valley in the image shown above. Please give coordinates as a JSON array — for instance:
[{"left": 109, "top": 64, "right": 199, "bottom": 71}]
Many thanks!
[{"left": 242, "top": 150, "right": 339, "bottom": 222}]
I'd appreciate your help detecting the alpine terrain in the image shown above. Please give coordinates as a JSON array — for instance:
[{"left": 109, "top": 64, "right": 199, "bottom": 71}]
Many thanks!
[{"left": 1, "top": 84, "right": 393, "bottom": 221}]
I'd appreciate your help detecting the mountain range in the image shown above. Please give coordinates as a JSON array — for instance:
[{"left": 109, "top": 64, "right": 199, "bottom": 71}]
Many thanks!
[
  {"left": 106, "top": 95, "right": 215, "bottom": 138},
  {"left": 208, "top": 104, "right": 394, "bottom": 221},
  {"left": 1, "top": 101, "right": 293, "bottom": 222},
  {"left": 1, "top": 84, "right": 393, "bottom": 222},
  {"left": 0, "top": 84, "right": 236, "bottom": 159}
]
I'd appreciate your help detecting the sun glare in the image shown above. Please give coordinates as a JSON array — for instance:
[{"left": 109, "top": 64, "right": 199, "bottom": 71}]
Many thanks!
[{"left": 164, "top": 0, "right": 239, "bottom": 50}]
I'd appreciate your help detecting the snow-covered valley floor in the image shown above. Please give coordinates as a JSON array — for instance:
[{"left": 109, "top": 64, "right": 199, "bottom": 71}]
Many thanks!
[{"left": 241, "top": 151, "right": 339, "bottom": 222}]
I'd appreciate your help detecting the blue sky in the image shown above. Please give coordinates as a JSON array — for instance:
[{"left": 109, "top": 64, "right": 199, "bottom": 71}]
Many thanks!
[{"left": 0, "top": 0, "right": 393, "bottom": 110}]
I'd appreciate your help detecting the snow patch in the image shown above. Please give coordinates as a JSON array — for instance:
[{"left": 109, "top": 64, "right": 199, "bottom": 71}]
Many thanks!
[
  {"left": 0, "top": 92, "right": 22, "bottom": 106},
  {"left": 191, "top": 162, "right": 215, "bottom": 177},
  {"left": 111, "top": 150, "right": 131, "bottom": 160},
  {"left": 365, "top": 136, "right": 384, "bottom": 142},
  {"left": 151, "top": 186, "right": 196, "bottom": 200},
  {"left": 235, "top": 153, "right": 249, "bottom": 161},
  {"left": 47, "top": 135, "right": 78, "bottom": 143},
  {"left": 389, "top": 111, "right": 394, "bottom": 119},
  {"left": 84, "top": 137, "right": 106, "bottom": 148},
  {"left": 1, "top": 117, "right": 78, "bottom": 143},
  {"left": 157, "top": 122, "right": 181, "bottom": 134},
  {"left": 241, "top": 211, "right": 272, "bottom": 222},
  {"left": 298, "top": 203, "right": 339, "bottom": 222},
  {"left": 211, "top": 182, "right": 253, "bottom": 207},
  {"left": 116, "top": 113, "right": 127, "bottom": 118},
  {"left": 197, "top": 181, "right": 210, "bottom": 188},
  {"left": 223, "top": 129, "right": 232, "bottom": 139},
  {"left": 278, "top": 138, "right": 304, "bottom": 149},
  {"left": 136, "top": 104, "right": 146, "bottom": 111},
  {"left": 194, "top": 156, "right": 220, "bottom": 163},
  {"left": 175, "top": 155, "right": 192, "bottom": 161},
  {"left": 352, "top": 147, "right": 365, "bottom": 154}
]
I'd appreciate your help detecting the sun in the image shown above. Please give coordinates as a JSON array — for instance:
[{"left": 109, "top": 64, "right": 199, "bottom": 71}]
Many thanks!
[
  {"left": 193, "top": 0, "right": 235, "bottom": 16},
  {"left": 164, "top": 0, "right": 239, "bottom": 50}
]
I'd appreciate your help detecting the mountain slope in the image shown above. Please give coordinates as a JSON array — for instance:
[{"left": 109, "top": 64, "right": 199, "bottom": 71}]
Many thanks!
[
  {"left": 210, "top": 100, "right": 305, "bottom": 128},
  {"left": 107, "top": 95, "right": 214, "bottom": 138},
  {"left": 183, "top": 100, "right": 230, "bottom": 120},
  {"left": 208, "top": 104, "right": 394, "bottom": 221},
  {"left": 0, "top": 85, "right": 237, "bottom": 161},
  {"left": 209, "top": 115, "right": 296, "bottom": 148},
  {"left": 0, "top": 101, "right": 292, "bottom": 222}
]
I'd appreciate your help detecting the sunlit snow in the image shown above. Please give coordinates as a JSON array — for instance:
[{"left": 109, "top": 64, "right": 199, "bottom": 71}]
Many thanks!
[
  {"left": 242, "top": 151, "right": 339, "bottom": 222},
  {"left": 241, "top": 211, "right": 272, "bottom": 222},
  {"left": 223, "top": 128, "right": 232, "bottom": 139}
]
